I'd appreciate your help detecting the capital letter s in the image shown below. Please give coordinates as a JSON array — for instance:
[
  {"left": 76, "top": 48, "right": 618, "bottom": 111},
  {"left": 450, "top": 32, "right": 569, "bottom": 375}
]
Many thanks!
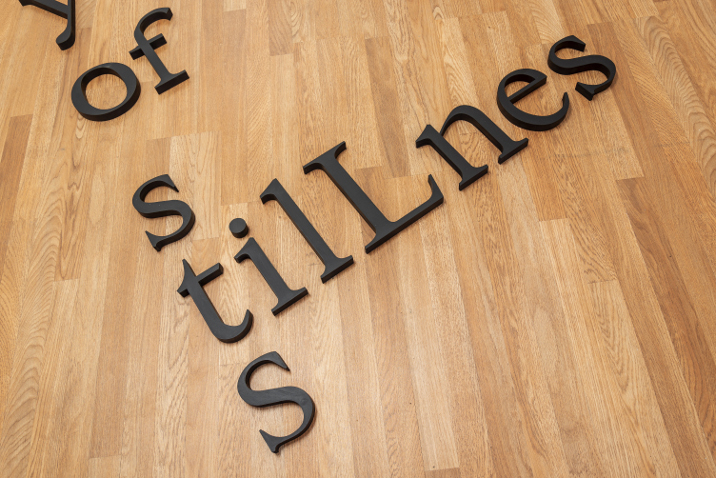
[{"left": 238, "top": 352, "right": 316, "bottom": 453}]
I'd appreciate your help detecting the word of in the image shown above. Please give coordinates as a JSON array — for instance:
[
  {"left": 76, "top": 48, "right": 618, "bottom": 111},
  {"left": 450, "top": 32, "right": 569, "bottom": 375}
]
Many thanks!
[
  {"left": 72, "top": 8, "right": 189, "bottom": 121},
  {"left": 17, "top": 2, "right": 189, "bottom": 121}
]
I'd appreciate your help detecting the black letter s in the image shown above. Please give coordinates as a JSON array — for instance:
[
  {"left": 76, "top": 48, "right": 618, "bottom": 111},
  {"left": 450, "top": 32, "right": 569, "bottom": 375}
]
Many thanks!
[
  {"left": 548, "top": 35, "right": 616, "bottom": 101},
  {"left": 238, "top": 352, "right": 316, "bottom": 453},
  {"left": 132, "top": 174, "right": 195, "bottom": 251}
]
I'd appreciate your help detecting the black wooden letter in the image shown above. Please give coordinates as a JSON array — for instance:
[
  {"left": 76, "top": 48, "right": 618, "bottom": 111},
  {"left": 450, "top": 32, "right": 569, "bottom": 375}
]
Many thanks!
[
  {"left": 19, "top": 0, "right": 75, "bottom": 50},
  {"left": 261, "top": 179, "right": 354, "bottom": 283},
  {"left": 237, "top": 352, "right": 315, "bottom": 454},
  {"left": 497, "top": 68, "right": 570, "bottom": 131},
  {"left": 129, "top": 8, "right": 189, "bottom": 94},
  {"left": 177, "top": 261, "right": 253, "bottom": 343},
  {"left": 548, "top": 35, "right": 616, "bottom": 101},
  {"left": 234, "top": 238, "right": 308, "bottom": 315},
  {"left": 132, "top": 174, "right": 195, "bottom": 251},
  {"left": 416, "top": 105, "right": 528, "bottom": 190},
  {"left": 72, "top": 63, "right": 141, "bottom": 122},
  {"left": 303, "top": 142, "right": 444, "bottom": 253}
]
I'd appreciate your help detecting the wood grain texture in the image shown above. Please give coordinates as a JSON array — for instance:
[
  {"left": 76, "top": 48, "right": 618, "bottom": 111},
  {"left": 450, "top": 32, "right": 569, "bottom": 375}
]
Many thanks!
[{"left": 3, "top": 0, "right": 716, "bottom": 476}]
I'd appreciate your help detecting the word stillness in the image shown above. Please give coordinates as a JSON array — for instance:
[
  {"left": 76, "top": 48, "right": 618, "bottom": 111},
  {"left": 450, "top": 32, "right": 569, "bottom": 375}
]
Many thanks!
[
  {"left": 19, "top": 0, "right": 616, "bottom": 455},
  {"left": 130, "top": 33, "right": 614, "bottom": 453}
]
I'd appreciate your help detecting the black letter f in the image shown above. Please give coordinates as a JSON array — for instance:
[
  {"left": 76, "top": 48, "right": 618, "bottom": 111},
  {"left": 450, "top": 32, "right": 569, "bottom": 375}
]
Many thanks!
[{"left": 129, "top": 7, "right": 189, "bottom": 94}]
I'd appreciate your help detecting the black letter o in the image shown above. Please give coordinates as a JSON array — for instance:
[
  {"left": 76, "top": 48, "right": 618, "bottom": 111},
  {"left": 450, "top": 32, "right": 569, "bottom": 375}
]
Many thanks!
[{"left": 71, "top": 63, "right": 141, "bottom": 122}]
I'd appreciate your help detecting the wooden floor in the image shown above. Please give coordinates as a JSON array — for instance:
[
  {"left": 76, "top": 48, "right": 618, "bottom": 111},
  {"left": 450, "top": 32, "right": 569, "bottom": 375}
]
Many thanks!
[{"left": 3, "top": 0, "right": 716, "bottom": 476}]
